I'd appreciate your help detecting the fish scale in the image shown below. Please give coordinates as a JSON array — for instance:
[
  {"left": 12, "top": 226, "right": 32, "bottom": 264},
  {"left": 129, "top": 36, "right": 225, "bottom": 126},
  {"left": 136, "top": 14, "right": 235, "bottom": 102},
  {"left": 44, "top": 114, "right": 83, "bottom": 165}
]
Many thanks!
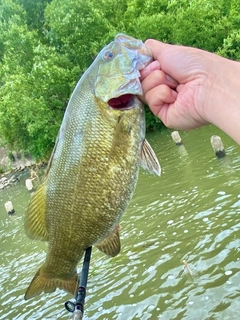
[{"left": 24, "top": 33, "right": 161, "bottom": 300}]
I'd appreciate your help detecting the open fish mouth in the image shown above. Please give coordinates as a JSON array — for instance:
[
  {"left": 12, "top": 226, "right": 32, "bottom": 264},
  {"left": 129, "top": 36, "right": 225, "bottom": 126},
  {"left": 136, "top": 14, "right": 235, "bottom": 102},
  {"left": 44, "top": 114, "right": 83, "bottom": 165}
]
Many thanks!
[{"left": 108, "top": 94, "right": 134, "bottom": 110}]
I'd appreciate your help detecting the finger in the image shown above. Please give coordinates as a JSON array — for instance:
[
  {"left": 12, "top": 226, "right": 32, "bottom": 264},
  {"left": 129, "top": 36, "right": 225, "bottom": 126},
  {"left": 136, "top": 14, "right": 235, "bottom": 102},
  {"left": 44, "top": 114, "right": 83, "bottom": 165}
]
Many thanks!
[
  {"left": 140, "top": 60, "right": 161, "bottom": 80},
  {"left": 144, "top": 40, "right": 185, "bottom": 80},
  {"left": 144, "top": 39, "right": 200, "bottom": 82},
  {"left": 144, "top": 84, "right": 177, "bottom": 117},
  {"left": 141, "top": 70, "right": 178, "bottom": 95},
  {"left": 144, "top": 39, "right": 168, "bottom": 61}
]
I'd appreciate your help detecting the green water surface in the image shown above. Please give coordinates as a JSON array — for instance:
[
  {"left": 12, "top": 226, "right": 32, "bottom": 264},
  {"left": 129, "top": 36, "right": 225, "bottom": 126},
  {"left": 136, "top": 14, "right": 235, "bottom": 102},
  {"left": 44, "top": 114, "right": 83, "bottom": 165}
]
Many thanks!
[{"left": 0, "top": 125, "right": 240, "bottom": 320}]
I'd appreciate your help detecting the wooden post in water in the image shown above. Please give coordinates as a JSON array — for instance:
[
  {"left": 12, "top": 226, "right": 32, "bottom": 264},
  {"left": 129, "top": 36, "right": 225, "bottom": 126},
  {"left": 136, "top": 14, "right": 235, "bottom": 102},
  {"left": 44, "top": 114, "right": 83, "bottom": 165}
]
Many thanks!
[
  {"left": 171, "top": 131, "right": 183, "bottom": 146},
  {"left": 30, "top": 168, "right": 39, "bottom": 181},
  {"left": 25, "top": 178, "right": 34, "bottom": 192},
  {"left": 210, "top": 135, "right": 225, "bottom": 158},
  {"left": 5, "top": 201, "right": 15, "bottom": 215}
]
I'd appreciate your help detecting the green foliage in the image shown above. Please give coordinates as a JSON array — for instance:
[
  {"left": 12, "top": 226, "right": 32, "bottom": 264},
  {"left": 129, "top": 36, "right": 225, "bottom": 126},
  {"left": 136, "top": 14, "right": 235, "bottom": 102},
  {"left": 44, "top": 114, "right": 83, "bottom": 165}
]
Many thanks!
[
  {"left": 145, "top": 106, "right": 163, "bottom": 131},
  {"left": 8, "top": 151, "right": 15, "bottom": 161},
  {"left": 0, "top": 44, "right": 74, "bottom": 158},
  {"left": 0, "top": 0, "right": 26, "bottom": 62},
  {"left": 217, "top": 30, "right": 240, "bottom": 60},
  {"left": 0, "top": 0, "right": 239, "bottom": 160},
  {"left": 167, "top": 0, "right": 232, "bottom": 51},
  {"left": 45, "top": 0, "right": 117, "bottom": 70},
  {"left": 17, "top": 0, "right": 51, "bottom": 32}
]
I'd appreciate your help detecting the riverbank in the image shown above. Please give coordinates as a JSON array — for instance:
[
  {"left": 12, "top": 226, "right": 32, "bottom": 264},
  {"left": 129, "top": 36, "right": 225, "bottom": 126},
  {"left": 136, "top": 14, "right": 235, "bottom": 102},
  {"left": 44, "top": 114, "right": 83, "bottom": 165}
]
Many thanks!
[
  {"left": 0, "top": 147, "right": 47, "bottom": 190},
  {"left": 0, "top": 147, "right": 35, "bottom": 173},
  {"left": 0, "top": 147, "right": 33, "bottom": 189}
]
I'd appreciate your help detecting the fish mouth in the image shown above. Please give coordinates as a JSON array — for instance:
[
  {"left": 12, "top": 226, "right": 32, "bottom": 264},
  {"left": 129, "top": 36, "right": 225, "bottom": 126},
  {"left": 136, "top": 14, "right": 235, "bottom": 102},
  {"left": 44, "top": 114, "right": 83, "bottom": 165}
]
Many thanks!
[{"left": 108, "top": 94, "right": 134, "bottom": 110}]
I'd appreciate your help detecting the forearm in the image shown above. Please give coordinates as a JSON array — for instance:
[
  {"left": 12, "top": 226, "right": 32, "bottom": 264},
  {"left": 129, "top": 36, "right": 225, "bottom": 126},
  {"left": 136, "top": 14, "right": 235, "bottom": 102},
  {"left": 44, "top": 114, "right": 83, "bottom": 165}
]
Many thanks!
[{"left": 203, "top": 57, "right": 240, "bottom": 144}]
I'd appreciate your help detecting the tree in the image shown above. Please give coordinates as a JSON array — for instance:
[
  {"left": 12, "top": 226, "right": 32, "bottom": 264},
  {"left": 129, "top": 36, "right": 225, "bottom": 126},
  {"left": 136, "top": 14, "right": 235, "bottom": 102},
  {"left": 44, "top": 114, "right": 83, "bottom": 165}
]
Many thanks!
[
  {"left": 16, "top": 0, "right": 51, "bottom": 32},
  {"left": 45, "top": 0, "right": 116, "bottom": 69},
  {"left": 0, "top": 0, "right": 240, "bottom": 160},
  {"left": 0, "top": 0, "right": 74, "bottom": 159}
]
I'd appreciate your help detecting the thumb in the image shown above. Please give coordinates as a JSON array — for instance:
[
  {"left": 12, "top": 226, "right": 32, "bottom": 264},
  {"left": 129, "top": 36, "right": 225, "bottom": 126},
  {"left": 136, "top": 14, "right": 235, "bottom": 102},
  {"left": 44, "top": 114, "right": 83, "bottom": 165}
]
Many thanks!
[
  {"left": 144, "top": 39, "right": 193, "bottom": 82},
  {"left": 145, "top": 39, "right": 169, "bottom": 61}
]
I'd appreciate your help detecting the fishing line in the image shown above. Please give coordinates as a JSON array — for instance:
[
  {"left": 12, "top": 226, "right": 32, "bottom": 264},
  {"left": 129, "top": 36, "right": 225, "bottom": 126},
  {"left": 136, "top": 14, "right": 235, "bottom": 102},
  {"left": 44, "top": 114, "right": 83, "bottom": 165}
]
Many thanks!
[{"left": 65, "top": 246, "right": 92, "bottom": 320}]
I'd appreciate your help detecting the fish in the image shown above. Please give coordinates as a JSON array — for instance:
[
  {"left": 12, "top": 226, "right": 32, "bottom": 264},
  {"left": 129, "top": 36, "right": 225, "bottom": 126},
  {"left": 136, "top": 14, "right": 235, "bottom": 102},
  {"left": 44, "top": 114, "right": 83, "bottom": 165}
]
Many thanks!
[{"left": 24, "top": 33, "right": 161, "bottom": 300}]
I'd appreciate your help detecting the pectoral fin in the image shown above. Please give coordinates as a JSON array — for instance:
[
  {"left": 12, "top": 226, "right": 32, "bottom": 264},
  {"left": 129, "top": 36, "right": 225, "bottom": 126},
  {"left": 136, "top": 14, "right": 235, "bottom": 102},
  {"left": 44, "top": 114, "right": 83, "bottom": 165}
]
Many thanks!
[
  {"left": 95, "top": 225, "right": 121, "bottom": 257},
  {"left": 24, "top": 182, "right": 49, "bottom": 241},
  {"left": 140, "top": 139, "right": 161, "bottom": 176}
]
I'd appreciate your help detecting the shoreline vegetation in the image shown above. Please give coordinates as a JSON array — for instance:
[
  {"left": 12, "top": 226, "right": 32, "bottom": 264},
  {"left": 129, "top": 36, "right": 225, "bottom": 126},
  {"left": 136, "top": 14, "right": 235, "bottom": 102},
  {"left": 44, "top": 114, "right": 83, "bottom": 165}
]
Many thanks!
[
  {"left": 0, "top": 147, "right": 35, "bottom": 173},
  {"left": 0, "top": 147, "right": 46, "bottom": 189},
  {"left": 0, "top": 0, "right": 239, "bottom": 165}
]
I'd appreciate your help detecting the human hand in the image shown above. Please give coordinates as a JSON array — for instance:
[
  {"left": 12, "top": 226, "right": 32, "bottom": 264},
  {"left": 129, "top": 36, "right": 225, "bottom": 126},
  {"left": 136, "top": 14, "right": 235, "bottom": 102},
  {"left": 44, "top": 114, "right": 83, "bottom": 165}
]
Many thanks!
[{"left": 140, "top": 39, "right": 239, "bottom": 132}]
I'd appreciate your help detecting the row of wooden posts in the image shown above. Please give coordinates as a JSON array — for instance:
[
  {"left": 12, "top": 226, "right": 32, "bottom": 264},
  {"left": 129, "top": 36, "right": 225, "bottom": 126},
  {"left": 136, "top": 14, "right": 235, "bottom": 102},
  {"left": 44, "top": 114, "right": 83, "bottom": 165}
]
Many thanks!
[
  {"left": 171, "top": 131, "right": 226, "bottom": 158},
  {"left": 4, "top": 131, "right": 225, "bottom": 216},
  {"left": 4, "top": 169, "right": 38, "bottom": 216},
  {"left": 4, "top": 178, "right": 34, "bottom": 215}
]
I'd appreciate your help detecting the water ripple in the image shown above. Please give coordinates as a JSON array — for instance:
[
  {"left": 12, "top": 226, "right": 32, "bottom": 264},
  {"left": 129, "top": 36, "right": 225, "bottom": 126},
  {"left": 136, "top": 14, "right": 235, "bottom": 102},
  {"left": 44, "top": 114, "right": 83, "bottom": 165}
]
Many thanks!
[{"left": 1, "top": 127, "right": 240, "bottom": 319}]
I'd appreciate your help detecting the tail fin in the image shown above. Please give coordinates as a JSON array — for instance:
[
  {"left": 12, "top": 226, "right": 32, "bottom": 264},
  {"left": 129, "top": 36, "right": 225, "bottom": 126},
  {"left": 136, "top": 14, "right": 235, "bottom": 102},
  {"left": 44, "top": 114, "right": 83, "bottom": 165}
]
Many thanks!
[{"left": 24, "top": 266, "right": 78, "bottom": 300}]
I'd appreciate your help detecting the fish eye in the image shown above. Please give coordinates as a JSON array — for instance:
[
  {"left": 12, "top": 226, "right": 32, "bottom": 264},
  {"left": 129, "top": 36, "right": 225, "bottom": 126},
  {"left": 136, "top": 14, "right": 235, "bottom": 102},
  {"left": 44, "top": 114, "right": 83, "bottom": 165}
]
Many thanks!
[{"left": 104, "top": 51, "right": 114, "bottom": 60}]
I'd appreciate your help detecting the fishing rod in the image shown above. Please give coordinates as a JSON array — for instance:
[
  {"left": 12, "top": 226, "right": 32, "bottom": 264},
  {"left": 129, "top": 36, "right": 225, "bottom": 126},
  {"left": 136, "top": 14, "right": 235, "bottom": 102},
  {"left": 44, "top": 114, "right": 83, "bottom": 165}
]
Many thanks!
[{"left": 65, "top": 246, "right": 92, "bottom": 320}]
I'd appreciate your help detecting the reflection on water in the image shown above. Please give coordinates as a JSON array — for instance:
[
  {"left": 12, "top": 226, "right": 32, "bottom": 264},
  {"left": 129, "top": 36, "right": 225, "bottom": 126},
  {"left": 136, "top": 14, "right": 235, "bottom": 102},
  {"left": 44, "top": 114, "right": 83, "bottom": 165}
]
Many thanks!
[{"left": 0, "top": 125, "right": 240, "bottom": 320}]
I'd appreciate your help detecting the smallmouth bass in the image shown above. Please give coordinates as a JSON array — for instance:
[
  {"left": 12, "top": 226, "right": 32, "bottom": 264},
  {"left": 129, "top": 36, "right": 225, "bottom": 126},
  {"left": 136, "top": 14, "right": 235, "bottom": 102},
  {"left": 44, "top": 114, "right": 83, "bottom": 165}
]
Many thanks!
[{"left": 24, "top": 33, "right": 161, "bottom": 300}]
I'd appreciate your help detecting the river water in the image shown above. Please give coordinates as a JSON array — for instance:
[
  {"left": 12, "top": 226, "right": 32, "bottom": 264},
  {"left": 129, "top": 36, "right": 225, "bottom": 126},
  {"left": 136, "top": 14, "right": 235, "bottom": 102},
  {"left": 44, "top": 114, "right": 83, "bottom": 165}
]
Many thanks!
[{"left": 0, "top": 125, "right": 240, "bottom": 320}]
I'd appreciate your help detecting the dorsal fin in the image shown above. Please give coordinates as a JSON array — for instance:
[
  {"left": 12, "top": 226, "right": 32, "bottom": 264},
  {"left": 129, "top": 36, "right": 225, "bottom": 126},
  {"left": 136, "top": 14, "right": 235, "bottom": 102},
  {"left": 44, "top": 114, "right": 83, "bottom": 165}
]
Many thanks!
[
  {"left": 24, "top": 182, "right": 49, "bottom": 241},
  {"left": 140, "top": 139, "right": 161, "bottom": 176},
  {"left": 95, "top": 225, "right": 121, "bottom": 257}
]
